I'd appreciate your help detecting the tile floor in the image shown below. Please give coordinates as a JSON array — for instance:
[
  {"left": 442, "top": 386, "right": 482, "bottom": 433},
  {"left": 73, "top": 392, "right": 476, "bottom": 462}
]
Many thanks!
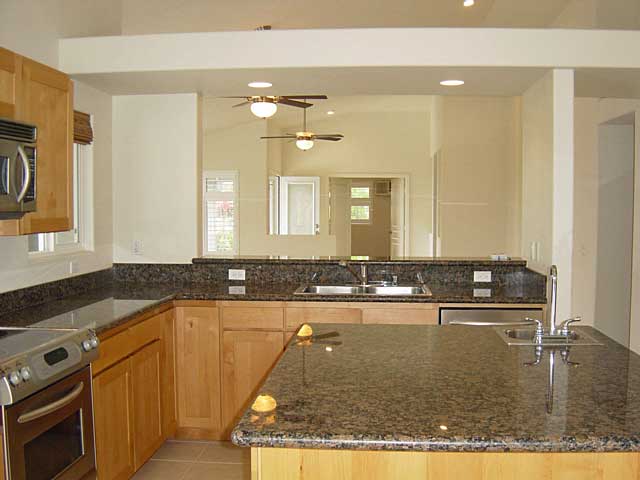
[{"left": 132, "top": 440, "right": 251, "bottom": 480}]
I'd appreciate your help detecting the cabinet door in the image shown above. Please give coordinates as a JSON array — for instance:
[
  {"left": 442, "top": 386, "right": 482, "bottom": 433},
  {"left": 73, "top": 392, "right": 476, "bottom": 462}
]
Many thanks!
[
  {"left": 285, "top": 305, "right": 361, "bottom": 331},
  {"left": 0, "top": 47, "right": 17, "bottom": 119},
  {"left": 175, "top": 307, "right": 222, "bottom": 439},
  {"left": 93, "top": 359, "right": 135, "bottom": 480},
  {"left": 222, "top": 330, "right": 284, "bottom": 437},
  {"left": 17, "top": 57, "right": 73, "bottom": 234},
  {"left": 160, "top": 310, "right": 177, "bottom": 438},
  {"left": 362, "top": 307, "right": 438, "bottom": 325},
  {"left": 130, "top": 340, "right": 164, "bottom": 470}
]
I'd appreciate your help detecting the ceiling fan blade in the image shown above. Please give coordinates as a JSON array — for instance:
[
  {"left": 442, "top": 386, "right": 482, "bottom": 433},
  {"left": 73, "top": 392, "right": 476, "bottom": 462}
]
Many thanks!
[
  {"left": 282, "top": 95, "right": 328, "bottom": 100},
  {"left": 232, "top": 101, "right": 250, "bottom": 108},
  {"left": 278, "top": 98, "right": 312, "bottom": 108},
  {"left": 219, "top": 96, "right": 251, "bottom": 99},
  {"left": 314, "top": 134, "right": 344, "bottom": 141},
  {"left": 260, "top": 135, "right": 297, "bottom": 139}
]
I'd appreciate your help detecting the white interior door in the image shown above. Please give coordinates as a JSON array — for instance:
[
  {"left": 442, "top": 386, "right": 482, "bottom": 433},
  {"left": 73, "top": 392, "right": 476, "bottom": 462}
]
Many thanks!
[
  {"left": 329, "top": 177, "right": 352, "bottom": 256},
  {"left": 390, "top": 178, "right": 405, "bottom": 257},
  {"left": 279, "top": 176, "right": 320, "bottom": 235}
]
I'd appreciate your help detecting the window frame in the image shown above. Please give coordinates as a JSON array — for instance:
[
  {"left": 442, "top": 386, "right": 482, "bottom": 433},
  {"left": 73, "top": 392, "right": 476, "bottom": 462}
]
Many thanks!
[
  {"left": 202, "top": 170, "right": 239, "bottom": 256},
  {"left": 350, "top": 182, "right": 373, "bottom": 225},
  {"left": 28, "top": 142, "right": 94, "bottom": 259}
]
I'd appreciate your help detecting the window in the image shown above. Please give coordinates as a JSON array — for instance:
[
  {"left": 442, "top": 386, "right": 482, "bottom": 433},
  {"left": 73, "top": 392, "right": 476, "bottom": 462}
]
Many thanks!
[
  {"left": 204, "top": 171, "right": 238, "bottom": 255},
  {"left": 28, "top": 143, "right": 90, "bottom": 255},
  {"left": 350, "top": 183, "right": 372, "bottom": 224}
]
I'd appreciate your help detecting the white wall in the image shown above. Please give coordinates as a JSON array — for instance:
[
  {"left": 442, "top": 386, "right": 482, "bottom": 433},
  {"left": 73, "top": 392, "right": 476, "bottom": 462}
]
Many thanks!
[
  {"left": 279, "top": 112, "right": 431, "bottom": 256},
  {"left": 112, "top": 94, "right": 200, "bottom": 263},
  {"left": 0, "top": 2, "right": 114, "bottom": 293},
  {"left": 522, "top": 72, "right": 554, "bottom": 273},
  {"left": 436, "top": 96, "right": 522, "bottom": 258}
]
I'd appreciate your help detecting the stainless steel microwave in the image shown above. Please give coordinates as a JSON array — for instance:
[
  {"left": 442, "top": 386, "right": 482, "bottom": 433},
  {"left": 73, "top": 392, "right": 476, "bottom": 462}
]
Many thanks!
[{"left": 0, "top": 118, "right": 36, "bottom": 219}]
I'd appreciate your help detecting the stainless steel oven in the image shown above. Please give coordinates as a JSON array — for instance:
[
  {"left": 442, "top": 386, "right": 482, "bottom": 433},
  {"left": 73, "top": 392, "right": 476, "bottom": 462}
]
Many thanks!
[
  {"left": 2, "top": 366, "right": 95, "bottom": 480},
  {"left": 0, "top": 118, "right": 37, "bottom": 219}
]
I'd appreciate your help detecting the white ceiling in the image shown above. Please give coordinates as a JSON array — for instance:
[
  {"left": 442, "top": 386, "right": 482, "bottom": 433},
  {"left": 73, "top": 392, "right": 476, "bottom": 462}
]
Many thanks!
[{"left": 72, "top": 66, "right": 550, "bottom": 96}]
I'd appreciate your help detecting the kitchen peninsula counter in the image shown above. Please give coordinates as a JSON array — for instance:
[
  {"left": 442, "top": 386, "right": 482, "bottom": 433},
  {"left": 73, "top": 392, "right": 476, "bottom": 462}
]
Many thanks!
[{"left": 232, "top": 323, "right": 640, "bottom": 479}]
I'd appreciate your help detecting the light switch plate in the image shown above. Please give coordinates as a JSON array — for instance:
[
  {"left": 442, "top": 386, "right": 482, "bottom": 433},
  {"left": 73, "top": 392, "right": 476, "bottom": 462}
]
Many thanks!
[
  {"left": 228, "top": 269, "right": 246, "bottom": 281},
  {"left": 228, "top": 285, "right": 246, "bottom": 295},
  {"left": 473, "top": 271, "right": 492, "bottom": 283},
  {"left": 473, "top": 288, "right": 492, "bottom": 298}
]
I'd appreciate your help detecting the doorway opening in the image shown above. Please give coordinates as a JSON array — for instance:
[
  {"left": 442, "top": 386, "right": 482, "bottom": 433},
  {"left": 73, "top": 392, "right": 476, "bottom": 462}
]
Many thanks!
[
  {"left": 329, "top": 175, "right": 408, "bottom": 257},
  {"left": 594, "top": 113, "right": 636, "bottom": 347}
]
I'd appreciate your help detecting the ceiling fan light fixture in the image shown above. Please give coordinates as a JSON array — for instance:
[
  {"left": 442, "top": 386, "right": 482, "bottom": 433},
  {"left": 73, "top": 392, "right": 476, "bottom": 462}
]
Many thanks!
[
  {"left": 250, "top": 99, "right": 278, "bottom": 118},
  {"left": 296, "top": 139, "right": 314, "bottom": 150}
]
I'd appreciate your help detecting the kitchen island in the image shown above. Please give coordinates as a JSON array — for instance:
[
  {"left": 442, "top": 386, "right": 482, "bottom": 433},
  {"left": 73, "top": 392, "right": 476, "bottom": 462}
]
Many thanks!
[{"left": 232, "top": 323, "right": 640, "bottom": 479}]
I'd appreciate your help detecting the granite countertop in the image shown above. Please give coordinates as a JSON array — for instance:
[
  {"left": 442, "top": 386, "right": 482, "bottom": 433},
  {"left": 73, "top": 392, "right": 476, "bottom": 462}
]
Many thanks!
[
  {"left": 232, "top": 324, "right": 640, "bottom": 453},
  {"left": 0, "top": 279, "right": 545, "bottom": 337}
]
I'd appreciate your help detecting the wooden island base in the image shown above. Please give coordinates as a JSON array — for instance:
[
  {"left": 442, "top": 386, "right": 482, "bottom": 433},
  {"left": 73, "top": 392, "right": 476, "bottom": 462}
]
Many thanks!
[{"left": 251, "top": 448, "right": 640, "bottom": 480}]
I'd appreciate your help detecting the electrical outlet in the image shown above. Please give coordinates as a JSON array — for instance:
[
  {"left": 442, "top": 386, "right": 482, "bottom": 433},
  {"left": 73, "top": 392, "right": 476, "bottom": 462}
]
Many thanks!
[
  {"left": 229, "top": 285, "right": 246, "bottom": 295},
  {"left": 228, "top": 269, "right": 246, "bottom": 281},
  {"left": 132, "top": 239, "right": 143, "bottom": 255},
  {"left": 473, "top": 271, "right": 492, "bottom": 283},
  {"left": 473, "top": 288, "right": 492, "bottom": 298}
]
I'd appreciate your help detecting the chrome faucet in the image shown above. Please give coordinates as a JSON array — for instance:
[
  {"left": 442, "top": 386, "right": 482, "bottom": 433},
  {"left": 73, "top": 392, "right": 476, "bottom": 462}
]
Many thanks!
[
  {"left": 339, "top": 261, "right": 367, "bottom": 286},
  {"left": 548, "top": 265, "right": 581, "bottom": 337}
]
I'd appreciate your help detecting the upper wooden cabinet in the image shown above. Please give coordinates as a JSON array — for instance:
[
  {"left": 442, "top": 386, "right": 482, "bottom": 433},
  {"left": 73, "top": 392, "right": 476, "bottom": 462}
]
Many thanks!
[
  {"left": 0, "top": 49, "right": 74, "bottom": 236},
  {"left": 0, "top": 47, "right": 17, "bottom": 119}
]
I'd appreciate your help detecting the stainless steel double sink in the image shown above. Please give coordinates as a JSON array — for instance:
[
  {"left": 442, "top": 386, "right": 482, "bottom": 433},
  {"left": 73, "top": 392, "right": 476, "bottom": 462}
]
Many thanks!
[
  {"left": 494, "top": 327, "right": 603, "bottom": 346},
  {"left": 294, "top": 284, "right": 432, "bottom": 296}
]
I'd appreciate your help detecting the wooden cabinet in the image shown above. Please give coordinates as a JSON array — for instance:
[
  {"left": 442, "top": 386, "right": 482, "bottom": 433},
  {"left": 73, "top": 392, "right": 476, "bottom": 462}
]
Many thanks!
[
  {"left": 0, "top": 47, "right": 17, "bottom": 119},
  {"left": 361, "top": 304, "right": 438, "bottom": 325},
  {"left": 0, "top": 49, "right": 74, "bottom": 236},
  {"left": 130, "top": 340, "right": 163, "bottom": 469},
  {"left": 221, "top": 330, "right": 284, "bottom": 437},
  {"left": 221, "top": 301, "right": 284, "bottom": 330},
  {"left": 93, "top": 358, "right": 135, "bottom": 480},
  {"left": 174, "top": 306, "right": 222, "bottom": 439},
  {"left": 285, "top": 302, "right": 362, "bottom": 331},
  {"left": 92, "top": 310, "right": 176, "bottom": 480}
]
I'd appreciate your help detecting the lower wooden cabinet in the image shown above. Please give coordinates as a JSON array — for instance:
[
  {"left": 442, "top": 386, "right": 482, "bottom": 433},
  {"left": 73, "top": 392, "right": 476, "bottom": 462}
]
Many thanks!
[
  {"left": 130, "top": 340, "right": 164, "bottom": 470},
  {"left": 93, "top": 358, "right": 135, "bottom": 480},
  {"left": 174, "top": 306, "right": 222, "bottom": 439},
  {"left": 221, "top": 330, "right": 284, "bottom": 437}
]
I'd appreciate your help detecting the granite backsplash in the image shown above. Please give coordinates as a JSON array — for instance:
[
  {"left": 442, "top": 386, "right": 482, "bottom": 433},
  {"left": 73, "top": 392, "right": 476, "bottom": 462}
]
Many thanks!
[{"left": 0, "top": 259, "right": 546, "bottom": 315}]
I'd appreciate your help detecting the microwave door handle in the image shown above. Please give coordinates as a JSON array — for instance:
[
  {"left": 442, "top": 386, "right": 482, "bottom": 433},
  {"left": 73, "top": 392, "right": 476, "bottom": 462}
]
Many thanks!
[
  {"left": 17, "top": 382, "right": 84, "bottom": 424},
  {"left": 15, "top": 145, "right": 31, "bottom": 203}
]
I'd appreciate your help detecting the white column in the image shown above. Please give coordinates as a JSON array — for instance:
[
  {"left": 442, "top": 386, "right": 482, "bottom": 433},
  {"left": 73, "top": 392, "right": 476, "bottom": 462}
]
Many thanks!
[{"left": 551, "top": 69, "right": 575, "bottom": 321}]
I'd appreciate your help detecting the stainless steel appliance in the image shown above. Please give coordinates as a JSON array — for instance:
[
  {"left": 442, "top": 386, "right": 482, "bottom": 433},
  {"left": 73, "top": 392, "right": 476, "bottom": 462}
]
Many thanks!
[
  {"left": 440, "top": 307, "right": 543, "bottom": 326},
  {"left": 0, "top": 118, "right": 37, "bottom": 219},
  {"left": 0, "top": 327, "right": 99, "bottom": 480}
]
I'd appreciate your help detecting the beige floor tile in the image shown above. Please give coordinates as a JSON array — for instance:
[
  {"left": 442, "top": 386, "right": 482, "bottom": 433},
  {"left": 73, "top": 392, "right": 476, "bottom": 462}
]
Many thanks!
[
  {"left": 132, "top": 460, "right": 192, "bottom": 480},
  {"left": 182, "top": 462, "right": 250, "bottom": 480},
  {"left": 151, "top": 441, "right": 207, "bottom": 461},
  {"left": 198, "top": 441, "right": 250, "bottom": 464}
]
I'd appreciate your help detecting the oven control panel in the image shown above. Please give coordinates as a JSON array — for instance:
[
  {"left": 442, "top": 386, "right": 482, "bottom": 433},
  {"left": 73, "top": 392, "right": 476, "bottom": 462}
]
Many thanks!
[{"left": 0, "top": 329, "right": 99, "bottom": 406}]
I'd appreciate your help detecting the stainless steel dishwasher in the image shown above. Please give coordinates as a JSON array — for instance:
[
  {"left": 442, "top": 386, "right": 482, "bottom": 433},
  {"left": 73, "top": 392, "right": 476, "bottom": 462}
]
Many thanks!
[{"left": 439, "top": 307, "right": 544, "bottom": 326}]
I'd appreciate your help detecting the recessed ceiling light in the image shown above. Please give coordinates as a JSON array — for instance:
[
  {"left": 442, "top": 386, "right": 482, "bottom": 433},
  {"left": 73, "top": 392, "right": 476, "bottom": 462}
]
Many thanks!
[
  {"left": 440, "top": 80, "right": 465, "bottom": 86},
  {"left": 248, "top": 81, "right": 272, "bottom": 88},
  {"left": 327, "top": 110, "right": 335, "bottom": 115},
  {"left": 463, "top": 0, "right": 475, "bottom": 6}
]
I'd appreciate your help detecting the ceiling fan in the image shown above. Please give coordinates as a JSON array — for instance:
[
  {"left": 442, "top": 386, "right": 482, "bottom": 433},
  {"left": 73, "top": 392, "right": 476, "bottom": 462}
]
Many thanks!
[
  {"left": 222, "top": 95, "right": 328, "bottom": 119},
  {"left": 260, "top": 104, "right": 344, "bottom": 151}
]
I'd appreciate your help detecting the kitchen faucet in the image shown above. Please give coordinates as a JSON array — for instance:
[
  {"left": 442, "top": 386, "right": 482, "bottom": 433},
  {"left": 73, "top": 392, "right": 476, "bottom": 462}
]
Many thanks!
[
  {"left": 547, "top": 265, "right": 581, "bottom": 337},
  {"left": 339, "top": 261, "right": 367, "bottom": 286}
]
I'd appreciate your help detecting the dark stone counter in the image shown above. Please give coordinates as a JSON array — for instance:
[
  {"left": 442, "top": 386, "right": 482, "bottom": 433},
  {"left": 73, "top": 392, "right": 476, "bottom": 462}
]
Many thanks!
[{"left": 231, "top": 323, "right": 640, "bottom": 452}]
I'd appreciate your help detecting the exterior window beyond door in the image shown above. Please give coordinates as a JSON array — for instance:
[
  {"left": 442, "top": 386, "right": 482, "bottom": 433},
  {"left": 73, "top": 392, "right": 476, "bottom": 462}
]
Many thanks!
[{"left": 204, "top": 171, "right": 238, "bottom": 254}]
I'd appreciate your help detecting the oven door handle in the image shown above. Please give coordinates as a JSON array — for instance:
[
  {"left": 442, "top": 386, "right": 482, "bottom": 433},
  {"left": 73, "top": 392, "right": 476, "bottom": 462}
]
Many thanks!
[
  {"left": 15, "top": 145, "right": 31, "bottom": 203},
  {"left": 17, "top": 382, "right": 84, "bottom": 424}
]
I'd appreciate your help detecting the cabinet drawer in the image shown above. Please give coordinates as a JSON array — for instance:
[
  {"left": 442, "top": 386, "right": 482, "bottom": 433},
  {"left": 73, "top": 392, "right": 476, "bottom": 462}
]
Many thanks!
[
  {"left": 222, "top": 307, "right": 284, "bottom": 330},
  {"left": 285, "top": 307, "right": 362, "bottom": 331},
  {"left": 93, "top": 330, "right": 134, "bottom": 376},
  {"left": 362, "top": 308, "right": 438, "bottom": 325},
  {"left": 129, "top": 313, "right": 164, "bottom": 347}
]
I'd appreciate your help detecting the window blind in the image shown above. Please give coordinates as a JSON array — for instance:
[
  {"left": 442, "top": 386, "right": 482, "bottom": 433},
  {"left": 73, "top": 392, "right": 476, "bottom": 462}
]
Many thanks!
[
  {"left": 73, "top": 111, "right": 93, "bottom": 145},
  {"left": 204, "top": 173, "right": 238, "bottom": 254}
]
